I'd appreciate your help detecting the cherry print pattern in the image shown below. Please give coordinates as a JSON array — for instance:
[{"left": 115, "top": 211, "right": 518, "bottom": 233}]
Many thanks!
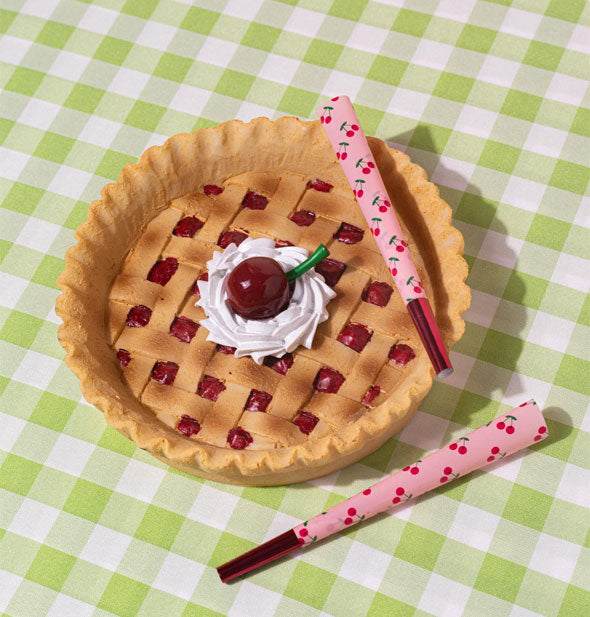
[
  {"left": 449, "top": 436, "right": 470, "bottom": 455},
  {"left": 355, "top": 157, "right": 375, "bottom": 175},
  {"left": 392, "top": 486, "right": 412, "bottom": 504},
  {"left": 372, "top": 194, "right": 391, "bottom": 213},
  {"left": 352, "top": 179, "right": 365, "bottom": 197},
  {"left": 388, "top": 256, "right": 400, "bottom": 276},
  {"left": 320, "top": 105, "right": 333, "bottom": 124},
  {"left": 406, "top": 276, "right": 423, "bottom": 295},
  {"left": 486, "top": 446, "right": 506, "bottom": 463},
  {"left": 336, "top": 142, "right": 349, "bottom": 160},
  {"left": 371, "top": 217, "right": 382, "bottom": 237},
  {"left": 497, "top": 415, "right": 517, "bottom": 434},
  {"left": 339, "top": 121, "right": 359, "bottom": 138},
  {"left": 533, "top": 425, "right": 547, "bottom": 441},
  {"left": 440, "top": 466, "right": 460, "bottom": 483}
]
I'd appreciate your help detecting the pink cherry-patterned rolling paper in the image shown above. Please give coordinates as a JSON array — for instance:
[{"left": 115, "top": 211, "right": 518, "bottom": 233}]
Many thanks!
[
  {"left": 318, "top": 95, "right": 451, "bottom": 377},
  {"left": 218, "top": 401, "right": 548, "bottom": 582}
]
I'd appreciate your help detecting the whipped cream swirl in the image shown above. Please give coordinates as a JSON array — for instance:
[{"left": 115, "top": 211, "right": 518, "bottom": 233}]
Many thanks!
[{"left": 197, "top": 238, "right": 336, "bottom": 364}]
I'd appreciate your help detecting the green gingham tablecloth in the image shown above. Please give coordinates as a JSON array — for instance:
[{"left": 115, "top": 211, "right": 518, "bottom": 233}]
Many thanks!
[{"left": 0, "top": 0, "right": 589, "bottom": 615}]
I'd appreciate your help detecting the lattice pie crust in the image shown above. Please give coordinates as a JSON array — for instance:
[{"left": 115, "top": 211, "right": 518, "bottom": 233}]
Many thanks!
[{"left": 57, "top": 118, "right": 469, "bottom": 485}]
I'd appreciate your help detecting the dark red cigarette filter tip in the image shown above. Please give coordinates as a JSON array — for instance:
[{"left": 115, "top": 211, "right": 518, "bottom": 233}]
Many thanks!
[
  {"left": 407, "top": 297, "right": 452, "bottom": 378},
  {"left": 217, "top": 529, "right": 301, "bottom": 583}
]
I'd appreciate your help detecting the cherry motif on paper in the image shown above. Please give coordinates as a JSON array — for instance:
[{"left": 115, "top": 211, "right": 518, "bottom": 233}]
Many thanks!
[
  {"left": 293, "top": 400, "right": 548, "bottom": 547},
  {"left": 317, "top": 95, "right": 427, "bottom": 305}
]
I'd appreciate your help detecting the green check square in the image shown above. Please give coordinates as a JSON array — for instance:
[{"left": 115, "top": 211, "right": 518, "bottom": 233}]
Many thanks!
[
  {"left": 182, "top": 604, "right": 225, "bottom": 617},
  {"left": 5, "top": 67, "right": 45, "bottom": 96},
  {"left": 329, "top": 0, "right": 368, "bottom": 22},
  {"left": 0, "top": 9, "right": 17, "bottom": 34},
  {"left": 559, "top": 584, "right": 590, "bottom": 616},
  {"left": 523, "top": 40, "right": 564, "bottom": 71},
  {"left": 457, "top": 24, "right": 496, "bottom": 54},
  {"left": 242, "top": 485, "right": 287, "bottom": 510},
  {"left": 304, "top": 39, "right": 344, "bottom": 69},
  {"left": 503, "top": 483, "right": 552, "bottom": 531},
  {"left": 478, "top": 140, "right": 520, "bottom": 174},
  {"left": 63, "top": 201, "right": 89, "bottom": 230},
  {"left": 64, "top": 83, "right": 104, "bottom": 114},
  {"left": 571, "top": 107, "right": 590, "bottom": 138},
  {"left": 394, "top": 522, "right": 445, "bottom": 570},
  {"left": 29, "top": 392, "right": 76, "bottom": 432},
  {"left": 121, "top": 0, "right": 158, "bottom": 19},
  {"left": 33, "top": 132, "right": 75, "bottom": 164},
  {"left": 0, "top": 118, "right": 15, "bottom": 145},
  {"left": 95, "top": 36, "right": 133, "bottom": 66},
  {"left": 134, "top": 505, "right": 184, "bottom": 550},
  {"left": 36, "top": 21, "right": 74, "bottom": 49},
  {"left": 478, "top": 329, "right": 522, "bottom": 370},
  {"left": 546, "top": 0, "right": 586, "bottom": 23},
  {"left": 526, "top": 214, "right": 570, "bottom": 251},
  {"left": 391, "top": 9, "right": 431, "bottom": 38},
  {"left": 63, "top": 478, "right": 113, "bottom": 522},
  {"left": 0, "top": 454, "right": 42, "bottom": 496},
  {"left": 209, "top": 531, "right": 255, "bottom": 567},
  {"left": 502, "top": 271, "right": 548, "bottom": 310},
  {"left": 0, "top": 310, "right": 43, "bottom": 348},
  {"left": 433, "top": 72, "right": 474, "bottom": 103},
  {"left": 215, "top": 69, "right": 255, "bottom": 100},
  {"left": 2, "top": 182, "right": 44, "bottom": 215},
  {"left": 241, "top": 22, "right": 281, "bottom": 52},
  {"left": 32, "top": 255, "right": 64, "bottom": 289},
  {"left": 154, "top": 53, "right": 193, "bottom": 83},
  {"left": 26, "top": 545, "right": 76, "bottom": 591},
  {"left": 180, "top": 7, "right": 220, "bottom": 34},
  {"left": 455, "top": 193, "right": 498, "bottom": 228},
  {"left": 278, "top": 86, "right": 318, "bottom": 118},
  {"left": 98, "top": 425, "right": 137, "bottom": 457},
  {"left": 354, "top": 105, "right": 384, "bottom": 135},
  {"left": 99, "top": 573, "right": 150, "bottom": 617},
  {"left": 368, "top": 56, "right": 408, "bottom": 86},
  {"left": 284, "top": 561, "right": 336, "bottom": 610},
  {"left": 96, "top": 150, "right": 136, "bottom": 180},
  {"left": 474, "top": 553, "right": 526, "bottom": 603},
  {"left": 408, "top": 123, "right": 452, "bottom": 155},
  {"left": 451, "top": 391, "right": 499, "bottom": 428},
  {"left": 368, "top": 593, "right": 414, "bottom": 617},
  {"left": 125, "top": 100, "right": 167, "bottom": 132},
  {"left": 554, "top": 355, "right": 590, "bottom": 397},
  {"left": 549, "top": 160, "right": 589, "bottom": 195},
  {"left": 500, "top": 89, "right": 543, "bottom": 122}
]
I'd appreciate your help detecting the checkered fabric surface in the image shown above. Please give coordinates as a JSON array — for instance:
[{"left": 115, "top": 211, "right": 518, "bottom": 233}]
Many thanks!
[{"left": 0, "top": 0, "right": 588, "bottom": 615}]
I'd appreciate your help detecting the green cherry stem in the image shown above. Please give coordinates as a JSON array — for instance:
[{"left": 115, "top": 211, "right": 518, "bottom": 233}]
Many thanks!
[{"left": 285, "top": 244, "right": 329, "bottom": 281}]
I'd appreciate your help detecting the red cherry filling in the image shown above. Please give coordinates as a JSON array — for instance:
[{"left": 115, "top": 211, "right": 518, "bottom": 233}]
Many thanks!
[
  {"left": 294, "top": 411, "right": 319, "bottom": 435},
  {"left": 177, "top": 415, "right": 200, "bottom": 437},
  {"left": 389, "top": 344, "right": 416, "bottom": 367},
  {"left": 290, "top": 210, "right": 316, "bottom": 227},
  {"left": 362, "top": 385, "right": 381, "bottom": 405},
  {"left": 337, "top": 323, "right": 372, "bottom": 353},
  {"left": 245, "top": 389, "right": 272, "bottom": 412},
  {"left": 263, "top": 353, "right": 294, "bottom": 375},
  {"left": 242, "top": 191, "right": 268, "bottom": 210},
  {"left": 126, "top": 305, "right": 152, "bottom": 327},
  {"left": 309, "top": 179, "right": 333, "bottom": 192},
  {"left": 192, "top": 272, "right": 208, "bottom": 296},
  {"left": 315, "top": 258, "right": 346, "bottom": 287},
  {"left": 334, "top": 222, "right": 364, "bottom": 244},
  {"left": 173, "top": 216, "right": 204, "bottom": 238},
  {"left": 151, "top": 361, "right": 179, "bottom": 385},
  {"left": 314, "top": 367, "right": 345, "bottom": 393},
  {"left": 275, "top": 239, "right": 294, "bottom": 248},
  {"left": 198, "top": 375, "right": 226, "bottom": 401},
  {"left": 170, "top": 316, "right": 199, "bottom": 343},
  {"left": 227, "top": 427, "right": 253, "bottom": 450},
  {"left": 204, "top": 184, "right": 223, "bottom": 196},
  {"left": 117, "top": 349, "right": 131, "bottom": 367},
  {"left": 362, "top": 281, "right": 393, "bottom": 307},
  {"left": 226, "top": 256, "right": 290, "bottom": 320},
  {"left": 217, "top": 344, "right": 236, "bottom": 355},
  {"left": 217, "top": 230, "right": 248, "bottom": 249},
  {"left": 148, "top": 257, "right": 178, "bottom": 286}
]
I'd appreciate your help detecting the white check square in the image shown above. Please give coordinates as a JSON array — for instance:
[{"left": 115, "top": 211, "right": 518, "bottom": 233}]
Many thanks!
[
  {"left": 339, "top": 541, "right": 391, "bottom": 590},
  {"left": 347, "top": 23, "right": 388, "bottom": 54},
  {"left": 322, "top": 71, "right": 364, "bottom": 101},
  {"left": 399, "top": 411, "right": 449, "bottom": 451},
  {"left": 0, "top": 148, "right": 29, "bottom": 181},
  {"left": 153, "top": 552, "right": 205, "bottom": 600},
  {"left": 224, "top": 0, "right": 264, "bottom": 20},
  {"left": 21, "top": 0, "right": 59, "bottom": 19},
  {"left": 169, "top": 84, "right": 210, "bottom": 116},
  {"left": 526, "top": 311, "right": 575, "bottom": 353},
  {"left": 136, "top": 21, "right": 178, "bottom": 51},
  {"left": 0, "top": 412, "right": 26, "bottom": 451},
  {"left": 48, "top": 51, "right": 90, "bottom": 82},
  {"left": 551, "top": 254, "right": 590, "bottom": 293},
  {"left": 0, "top": 36, "right": 32, "bottom": 65},
  {"left": 443, "top": 352, "right": 475, "bottom": 391},
  {"left": 0, "top": 571, "right": 22, "bottom": 612},
  {"left": 80, "top": 524, "right": 132, "bottom": 570},
  {"left": 478, "top": 56, "right": 520, "bottom": 88},
  {"left": 387, "top": 87, "right": 429, "bottom": 120},
  {"left": 435, "top": 0, "right": 476, "bottom": 22},
  {"left": 45, "top": 434, "right": 94, "bottom": 477},
  {"left": 12, "top": 350, "right": 61, "bottom": 390},
  {"left": 9, "top": 498, "right": 60, "bottom": 543},
  {"left": 15, "top": 216, "right": 61, "bottom": 253},
  {"left": 478, "top": 230, "right": 523, "bottom": 269},
  {"left": 524, "top": 124, "right": 568, "bottom": 159},
  {"left": 502, "top": 373, "right": 552, "bottom": 410},
  {"left": 109, "top": 68, "right": 150, "bottom": 98},
  {"left": 115, "top": 459, "right": 166, "bottom": 502},
  {"left": 448, "top": 502, "right": 500, "bottom": 552},
  {"left": 18, "top": 99, "right": 61, "bottom": 131},
  {"left": 418, "top": 572, "right": 471, "bottom": 617},
  {"left": 573, "top": 197, "right": 589, "bottom": 228},
  {"left": 284, "top": 7, "right": 324, "bottom": 38},
  {"left": 236, "top": 102, "right": 276, "bottom": 122},
  {"left": 228, "top": 581, "right": 281, "bottom": 617},
  {"left": 48, "top": 594, "right": 94, "bottom": 617},
  {"left": 259, "top": 54, "right": 300, "bottom": 86},
  {"left": 456, "top": 105, "right": 497, "bottom": 138},
  {"left": 78, "top": 5, "right": 118, "bottom": 35},
  {"left": 412, "top": 39, "right": 453, "bottom": 71},
  {"left": 48, "top": 166, "right": 92, "bottom": 199},
  {"left": 569, "top": 24, "right": 590, "bottom": 54},
  {"left": 501, "top": 176, "right": 545, "bottom": 213},
  {"left": 546, "top": 73, "right": 588, "bottom": 107},
  {"left": 529, "top": 533, "right": 581, "bottom": 582},
  {"left": 79, "top": 116, "right": 121, "bottom": 149},
  {"left": 0, "top": 273, "right": 29, "bottom": 310},
  {"left": 501, "top": 8, "right": 542, "bottom": 38},
  {"left": 188, "top": 485, "right": 239, "bottom": 530},
  {"left": 196, "top": 38, "right": 238, "bottom": 67},
  {"left": 431, "top": 156, "right": 475, "bottom": 192},
  {"left": 556, "top": 463, "right": 590, "bottom": 508},
  {"left": 463, "top": 290, "right": 500, "bottom": 329}
]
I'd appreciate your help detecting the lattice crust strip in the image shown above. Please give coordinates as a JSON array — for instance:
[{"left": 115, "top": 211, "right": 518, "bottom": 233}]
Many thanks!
[{"left": 107, "top": 170, "right": 424, "bottom": 451}]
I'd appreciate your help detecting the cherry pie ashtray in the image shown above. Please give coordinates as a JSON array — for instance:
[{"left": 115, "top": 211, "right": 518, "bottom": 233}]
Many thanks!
[{"left": 56, "top": 117, "right": 470, "bottom": 486}]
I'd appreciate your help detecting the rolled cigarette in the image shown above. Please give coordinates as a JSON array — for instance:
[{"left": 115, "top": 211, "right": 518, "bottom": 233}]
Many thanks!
[
  {"left": 217, "top": 400, "right": 548, "bottom": 582},
  {"left": 318, "top": 96, "right": 452, "bottom": 377}
]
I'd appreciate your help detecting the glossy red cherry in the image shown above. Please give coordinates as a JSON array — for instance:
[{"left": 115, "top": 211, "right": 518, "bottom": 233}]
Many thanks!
[{"left": 226, "top": 256, "right": 290, "bottom": 320}]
